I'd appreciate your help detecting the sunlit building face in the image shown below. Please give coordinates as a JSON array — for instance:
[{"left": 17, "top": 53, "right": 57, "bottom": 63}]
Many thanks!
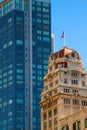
[{"left": 40, "top": 47, "right": 87, "bottom": 130}]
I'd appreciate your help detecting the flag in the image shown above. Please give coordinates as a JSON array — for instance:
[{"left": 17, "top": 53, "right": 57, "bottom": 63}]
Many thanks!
[{"left": 61, "top": 31, "right": 64, "bottom": 38}]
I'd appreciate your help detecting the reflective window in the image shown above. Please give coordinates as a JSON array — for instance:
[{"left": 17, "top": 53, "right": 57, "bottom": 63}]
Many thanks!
[
  {"left": 16, "top": 40, "right": 23, "bottom": 45},
  {"left": 15, "top": 0, "right": 22, "bottom": 10},
  {"left": 3, "top": 0, "right": 12, "bottom": 15},
  {"left": 16, "top": 99, "right": 23, "bottom": 104},
  {"left": 8, "top": 99, "right": 12, "bottom": 105}
]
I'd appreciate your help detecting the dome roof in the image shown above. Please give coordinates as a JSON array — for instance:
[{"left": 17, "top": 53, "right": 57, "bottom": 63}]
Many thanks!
[{"left": 54, "top": 46, "right": 80, "bottom": 60}]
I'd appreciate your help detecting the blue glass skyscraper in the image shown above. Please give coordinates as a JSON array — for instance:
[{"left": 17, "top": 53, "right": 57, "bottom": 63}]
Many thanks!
[{"left": 0, "top": 0, "right": 51, "bottom": 130}]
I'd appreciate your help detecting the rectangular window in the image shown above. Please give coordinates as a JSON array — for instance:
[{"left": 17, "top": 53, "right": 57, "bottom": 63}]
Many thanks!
[
  {"left": 72, "top": 80, "right": 78, "bottom": 85},
  {"left": 8, "top": 99, "right": 12, "bottom": 105},
  {"left": 3, "top": 0, "right": 12, "bottom": 15},
  {"left": 37, "top": 1, "right": 41, "bottom": 6},
  {"left": 16, "top": 40, "right": 23, "bottom": 45},
  {"left": 64, "top": 79, "right": 67, "bottom": 84},
  {"left": 54, "top": 118, "right": 58, "bottom": 125},
  {"left": 3, "top": 101, "right": 7, "bottom": 107},
  {"left": 37, "top": 7, "right": 41, "bottom": 12},
  {"left": 48, "top": 102, "right": 52, "bottom": 108},
  {"left": 43, "top": 8, "right": 49, "bottom": 13},
  {"left": 24, "top": 0, "right": 28, "bottom": 11},
  {"left": 43, "top": 113, "right": 47, "bottom": 120},
  {"left": 16, "top": 75, "right": 23, "bottom": 80},
  {"left": 73, "top": 99, "right": 79, "bottom": 105},
  {"left": 43, "top": 31, "right": 49, "bottom": 35},
  {"left": 44, "top": 122, "right": 47, "bottom": 129},
  {"left": 37, "top": 18, "right": 41, "bottom": 23},
  {"left": 54, "top": 109, "right": 58, "bottom": 115},
  {"left": 43, "top": 3, "right": 49, "bottom": 7},
  {"left": 49, "top": 120, "right": 52, "bottom": 128},
  {"left": 8, "top": 81, "right": 12, "bottom": 86},
  {"left": 3, "top": 84, "right": 7, "bottom": 88},
  {"left": 0, "top": 7, "right": 2, "bottom": 17},
  {"left": 17, "top": 117, "right": 23, "bottom": 123},
  {"left": 82, "top": 101, "right": 87, "bottom": 106},
  {"left": 8, "top": 76, "right": 12, "bottom": 81},
  {"left": 8, "top": 17, "right": 12, "bottom": 23},
  {"left": 43, "top": 37, "right": 50, "bottom": 42},
  {"left": 82, "top": 81, "right": 85, "bottom": 86},
  {"left": 64, "top": 88, "right": 70, "bottom": 93},
  {"left": 8, "top": 41, "right": 12, "bottom": 46},
  {"left": 3, "top": 72, "right": 7, "bottom": 77},
  {"left": 64, "top": 98, "right": 70, "bottom": 104},
  {"left": 16, "top": 69, "right": 23, "bottom": 73},
  {"left": 16, "top": 99, "right": 23, "bottom": 104},
  {"left": 8, "top": 117, "right": 13, "bottom": 124},
  {"left": 8, "top": 64, "right": 13, "bottom": 69},
  {"left": 16, "top": 16, "right": 23, "bottom": 22},
  {"left": 37, "top": 30, "right": 41, "bottom": 34},
  {"left": 3, "top": 120, "right": 7, "bottom": 126},
  {"left": 8, "top": 111, "right": 12, "bottom": 117},
  {"left": 8, "top": 70, "right": 13, "bottom": 75},
  {"left": 43, "top": 20, "right": 49, "bottom": 24},
  {"left": 0, "top": 103, "right": 2, "bottom": 108},
  {"left": 71, "top": 72, "right": 78, "bottom": 77},
  {"left": 3, "top": 43, "right": 7, "bottom": 49},
  {"left": 15, "top": 0, "right": 22, "bottom": 10},
  {"left": 48, "top": 111, "right": 52, "bottom": 118},
  {"left": 17, "top": 81, "right": 23, "bottom": 84},
  {"left": 37, "top": 13, "right": 41, "bottom": 17}
]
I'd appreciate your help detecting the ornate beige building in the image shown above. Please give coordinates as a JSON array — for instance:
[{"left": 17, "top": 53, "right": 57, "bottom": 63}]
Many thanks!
[{"left": 40, "top": 47, "right": 87, "bottom": 130}]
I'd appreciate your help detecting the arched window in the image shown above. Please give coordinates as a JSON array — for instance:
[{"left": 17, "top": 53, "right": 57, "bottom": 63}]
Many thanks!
[
  {"left": 62, "top": 125, "right": 69, "bottom": 130},
  {"left": 85, "top": 118, "right": 87, "bottom": 128},
  {"left": 73, "top": 122, "right": 76, "bottom": 130},
  {"left": 77, "top": 121, "right": 81, "bottom": 130},
  {"left": 73, "top": 121, "right": 81, "bottom": 130}
]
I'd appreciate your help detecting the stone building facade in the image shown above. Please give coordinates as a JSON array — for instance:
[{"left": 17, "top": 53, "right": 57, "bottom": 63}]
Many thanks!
[{"left": 40, "top": 47, "right": 87, "bottom": 130}]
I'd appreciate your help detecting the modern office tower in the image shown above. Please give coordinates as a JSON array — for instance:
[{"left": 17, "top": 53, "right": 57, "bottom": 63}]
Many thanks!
[
  {"left": 40, "top": 47, "right": 87, "bottom": 130},
  {"left": 0, "top": 0, "right": 51, "bottom": 130}
]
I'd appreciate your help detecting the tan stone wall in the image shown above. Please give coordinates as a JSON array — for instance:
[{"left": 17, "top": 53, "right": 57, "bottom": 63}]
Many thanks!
[
  {"left": 40, "top": 47, "right": 87, "bottom": 130},
  {"left": 59, "top": 108, "right": 87, "bottom": 130}
]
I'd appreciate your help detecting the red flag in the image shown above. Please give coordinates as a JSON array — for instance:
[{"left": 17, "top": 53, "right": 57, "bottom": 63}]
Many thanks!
[{"left": 61, "top": 32, "right": 64, "bottom": 38}]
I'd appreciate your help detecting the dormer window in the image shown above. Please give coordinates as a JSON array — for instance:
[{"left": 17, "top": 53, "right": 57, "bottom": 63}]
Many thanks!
[
  {"left": 56, "top": 62, "right": 67, "bottom": 69},
  {"left": 71, "top": 53, "right": 75, "bottom": 58},
  {"left": 61, "top": 64, "right": 65, "bottom": 68}
]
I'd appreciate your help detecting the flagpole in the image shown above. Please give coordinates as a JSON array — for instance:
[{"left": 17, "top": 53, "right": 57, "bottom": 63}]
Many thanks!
[{"left": 61, "top": 31, "right": 66, "bottom": 47}]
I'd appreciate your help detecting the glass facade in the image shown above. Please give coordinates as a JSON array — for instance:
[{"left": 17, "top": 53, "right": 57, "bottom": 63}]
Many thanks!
[
  {"left": 0, "top": 10, "right": 25, "bottom": 130},
  {"left": 0, "top": 0, "right": 51, "bottom": 130},
  {"left": 32, "top": 1, "right": 51, "bottom": 130}
]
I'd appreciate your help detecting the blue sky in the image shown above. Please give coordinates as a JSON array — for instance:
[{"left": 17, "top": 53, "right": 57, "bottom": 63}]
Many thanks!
[
  {"left": 0, "top": 0, "right": 86, "bottom": 69},
  {"left": 51, "top": 0, "right": 87, "bottom": 69}
]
